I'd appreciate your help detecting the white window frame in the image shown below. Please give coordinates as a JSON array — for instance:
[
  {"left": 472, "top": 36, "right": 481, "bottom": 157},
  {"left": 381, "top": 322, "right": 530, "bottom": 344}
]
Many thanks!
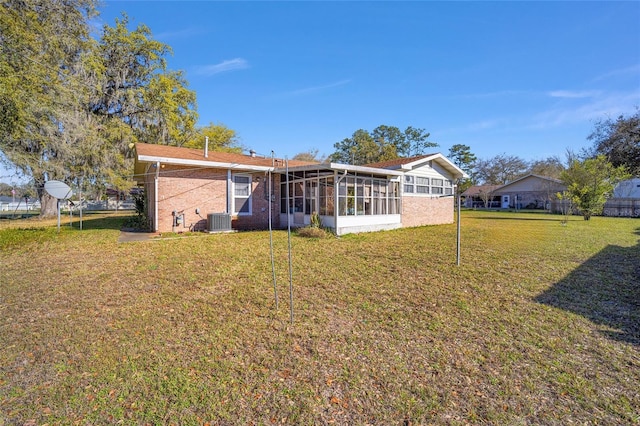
[
  {"left": 444, "top": 180, "right": 453, "bottom": 195},
  {"left": 233, "top": 174, "right": 252, "bottom": 215},
  {"left": 416, "top": 176, "right": 430, "bottom": 194},
  {"left": 404, "top": 175, "right": 415, "bottom": 193},
  {"left": 431, "top": 178, "right": 444, "bottom": 195}
]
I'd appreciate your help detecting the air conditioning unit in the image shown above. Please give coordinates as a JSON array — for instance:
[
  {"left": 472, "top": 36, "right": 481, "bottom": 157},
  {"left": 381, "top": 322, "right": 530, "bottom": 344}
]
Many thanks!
[{"left": 207, "top": 213, "right": 232, "bottom": 232}]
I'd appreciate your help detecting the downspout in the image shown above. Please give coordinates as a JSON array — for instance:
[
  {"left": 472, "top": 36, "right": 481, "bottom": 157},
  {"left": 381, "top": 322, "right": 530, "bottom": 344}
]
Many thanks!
[
  {"left": 154, "top": 161, "right": 160, "bottom": 232},
  {"left": 227, "top": 169, "right": 232, "bottom": 214},
  {"left": 334, "top": 169, "right": 348, "bottom": 235}
]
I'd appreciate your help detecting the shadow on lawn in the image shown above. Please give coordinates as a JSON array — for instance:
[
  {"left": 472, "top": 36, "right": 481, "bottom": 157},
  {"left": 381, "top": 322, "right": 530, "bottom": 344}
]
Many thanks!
[
  {"left": 466, "top": 215, "right": 578, "bottom": 222},
  {"left": 535, "top": 228, "right": 640, "bottom": 346},
  {"left": 69, "top": 213, "right": 134, "bottom": 231}
]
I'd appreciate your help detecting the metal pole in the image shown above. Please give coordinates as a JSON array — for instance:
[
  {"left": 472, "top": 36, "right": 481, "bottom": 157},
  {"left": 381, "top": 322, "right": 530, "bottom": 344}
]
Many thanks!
[
  {"left": 285, "top": 158, "right": 293, "bottom": 324},
  {"left": 456, "top": 192, "right": 461, "bottom": 266},
  {"left": 268, "top": 153, "right": 278, "bottom": 310},
  {"left": 57, "top": 199, "right": 61, "bottom": 233},
  {"left": 79, "top": 185, "right": 83, "bottom": 230}
]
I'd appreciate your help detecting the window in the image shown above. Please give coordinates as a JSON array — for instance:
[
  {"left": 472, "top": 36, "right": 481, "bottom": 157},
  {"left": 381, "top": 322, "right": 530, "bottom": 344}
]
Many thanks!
[
  {"left": 234, "top": 175, "right": 251, "bottom": 214},
  {"left": 444, "top": 180, "right": 453, "bottom": 195},
  {"left": 305, "top": 180, "right": 318, "bottom": 214},
  {"left": 279, "top": 171, "right": 401, "bottom": 218},
  {"left": 404, "top": 175, "right": 415, "bottom": 193},
  {"left": 431, "top": 178, "right": 444, "bottom": 195},
  {"left": 319, "top": 177, "right": 334, "bottom": 216},
  {"left": 389, "top": 181, "right": 401, "bottom": 214},
  {"left": 338, "top": 177, "right": 356, "bottom": 215},
  {"left": 416, "top": 176, "right": 430, "bottom": 194}
]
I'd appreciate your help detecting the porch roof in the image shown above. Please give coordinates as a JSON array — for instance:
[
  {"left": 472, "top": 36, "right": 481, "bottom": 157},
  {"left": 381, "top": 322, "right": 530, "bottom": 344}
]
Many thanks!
[
  {"left": 133, "top": 143, "right": 316, "bottom": 183},
  {"left": 275, "top": 162, "right": 404, "bottom": 178}
]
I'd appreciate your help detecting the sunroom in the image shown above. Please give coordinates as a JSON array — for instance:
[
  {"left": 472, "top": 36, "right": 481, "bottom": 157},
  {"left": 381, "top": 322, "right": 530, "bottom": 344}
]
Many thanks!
[{"left": 277, "top": 163, "right": 404, "bottom": 236}]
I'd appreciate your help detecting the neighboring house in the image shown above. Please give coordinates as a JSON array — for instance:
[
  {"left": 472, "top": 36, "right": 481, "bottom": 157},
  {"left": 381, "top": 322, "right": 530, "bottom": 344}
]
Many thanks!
[
  {"left": 494, "top": 174, "right": 565, "bottom": 210},
  {"left": 461, "top": 184, "right": 502, "bottom": 208},
  {"left": 133, "top": 143, "right": 466, "bottom": 235},
  {"left": 613, "top": 178, "right": 640, "bottom": 198},
  {"left": 603, "top": 177, "right": 640, "bottom": 217},
  {"left": 462, "top": 175, "right": 565, "bottom": 210},
  {"left": 0, "top": 195, "right": 40, "bottom": 212}
]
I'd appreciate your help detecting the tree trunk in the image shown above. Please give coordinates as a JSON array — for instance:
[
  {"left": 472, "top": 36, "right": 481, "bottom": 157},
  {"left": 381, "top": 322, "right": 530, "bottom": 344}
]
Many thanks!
[{"left": 39, "top": 192, "right": 58, "bottom": 218}]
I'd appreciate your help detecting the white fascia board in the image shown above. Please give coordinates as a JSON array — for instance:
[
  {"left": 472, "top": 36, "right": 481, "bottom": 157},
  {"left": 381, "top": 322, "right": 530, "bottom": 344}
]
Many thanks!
[
  {"left": 329, "top": 162, "right": 404, "bottom": 176},
  {"left": 277, "top": 164, "right": 331, "bottom": 173},
  {"left": 137, "top": 154, "right": 273, "bottom": 172},
  {"left": 278, "top": 162, "right": 403, "bottom": 177},
  {"left": 402, "top": 154, "right": 468, "bottom": 179}
]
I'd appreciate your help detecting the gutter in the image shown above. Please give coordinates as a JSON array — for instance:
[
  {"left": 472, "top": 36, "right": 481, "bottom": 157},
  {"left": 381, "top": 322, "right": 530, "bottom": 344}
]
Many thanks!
[
  {"left": 154, "top": 161, "right": 160, "bottom": 232},
  {"left": 138, "top": 154, "right": 272, "bottom": 172}
]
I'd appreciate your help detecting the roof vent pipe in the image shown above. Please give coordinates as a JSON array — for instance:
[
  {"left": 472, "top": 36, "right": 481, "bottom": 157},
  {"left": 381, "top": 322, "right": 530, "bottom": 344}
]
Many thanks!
[
  {"left": 204, "top": 136, "right": 209, "bottom": 158},
  {"left": 250, "top": 149, "right": 256, "bottom": 157}
]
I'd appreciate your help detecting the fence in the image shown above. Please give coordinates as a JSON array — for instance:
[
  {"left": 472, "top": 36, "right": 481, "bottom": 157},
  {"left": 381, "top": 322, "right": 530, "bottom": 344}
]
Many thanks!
[
  {"left": 552, "top": 198, "right": 640, "bottom": 218},
  {"left": 602, "top": 198, "right": 640, "bottom": 218}
]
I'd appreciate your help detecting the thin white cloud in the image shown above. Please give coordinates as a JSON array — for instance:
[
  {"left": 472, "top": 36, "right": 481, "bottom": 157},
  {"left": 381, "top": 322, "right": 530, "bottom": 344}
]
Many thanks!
[
  {"left": 194, "top": 58, "right": 249, "bottom": 76},
  {"left": 455, "top": 90, "right": 532, "bottom": 99},
  {"left": 438, "top": 89, "right": 640, "bottom": 137},
  {"left": 282, "top": 79, "right": 352, "bottom": 97},
  {"left": 530, "top": 90, "right": 640, "bottom": 129},
  {"left": 548, "top": 90, "right": 601, "bottom": 99},
  {"left": 592, "top": 64, "right": 640, "bottom": 82},
  {"left": 154, "top": 26, "right": 207, "bottom": 41}
]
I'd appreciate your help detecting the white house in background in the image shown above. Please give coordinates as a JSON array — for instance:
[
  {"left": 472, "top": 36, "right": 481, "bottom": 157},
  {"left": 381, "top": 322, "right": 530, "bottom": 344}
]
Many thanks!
[{"left": 613, "top": 178, "right": 640, "bottom": 198}]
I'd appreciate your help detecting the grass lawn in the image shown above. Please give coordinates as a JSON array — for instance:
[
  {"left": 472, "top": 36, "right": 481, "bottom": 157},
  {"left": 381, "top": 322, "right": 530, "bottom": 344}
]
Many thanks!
[{"left": 1, "top": 211, "right": 638, "bottom": 424}]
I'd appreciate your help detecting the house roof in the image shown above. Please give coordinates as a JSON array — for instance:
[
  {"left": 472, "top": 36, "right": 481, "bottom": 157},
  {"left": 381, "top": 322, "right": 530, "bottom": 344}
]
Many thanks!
[
  {"left": 461, "top": 184, "right": 502, "bottom": 197},
  {"left": 498, "top": 174, "right": 563, "bottom": 190},
  {"left": 365, "top": 154, "right": 435, "bottom": 169},
  {"left": 279, "top": 162, "right": 404, "bottom": 177},
  {"left": 134, "top": 143, "right": 317, "bottom": 182},
  {"left": 367, "top": 153, "right": 468, "bottom": 180},
  {"left": 462, "top": 174, "right": 565, "bottom": 196}
]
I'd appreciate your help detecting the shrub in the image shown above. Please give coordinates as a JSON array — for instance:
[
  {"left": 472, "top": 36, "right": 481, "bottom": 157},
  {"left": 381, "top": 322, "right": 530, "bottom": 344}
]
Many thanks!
[
  {"left": 124, "top": 190, "right": 150, "bottom": 231},
  {"left": 296, "top": 226, "right": 330, "bottom": 239},
  {"left": 309, "top": 211, "right": 322, "bottom": 228}
]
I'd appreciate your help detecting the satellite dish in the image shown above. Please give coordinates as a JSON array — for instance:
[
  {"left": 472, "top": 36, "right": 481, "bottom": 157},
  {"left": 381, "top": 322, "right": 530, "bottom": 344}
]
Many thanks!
[{"left": 44, "top": 180, "right": 73, "bottom": 200}]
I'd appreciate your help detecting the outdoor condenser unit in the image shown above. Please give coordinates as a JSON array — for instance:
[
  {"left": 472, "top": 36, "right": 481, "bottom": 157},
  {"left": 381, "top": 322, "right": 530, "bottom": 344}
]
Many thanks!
[{"left": 207, "top": 213, "right": 232, "bottom": 232}]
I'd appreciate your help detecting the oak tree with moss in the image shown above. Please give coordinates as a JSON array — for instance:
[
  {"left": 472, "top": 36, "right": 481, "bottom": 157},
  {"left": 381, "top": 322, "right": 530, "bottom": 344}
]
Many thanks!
[{"left": 0, "top": 3, "right": 197, "bottom": 216}]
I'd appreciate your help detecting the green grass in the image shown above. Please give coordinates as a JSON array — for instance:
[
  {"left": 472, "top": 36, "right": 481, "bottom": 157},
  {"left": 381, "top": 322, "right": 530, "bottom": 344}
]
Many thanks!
[{"left": 1, "top": 211, "right": 638, "bottom": 424}]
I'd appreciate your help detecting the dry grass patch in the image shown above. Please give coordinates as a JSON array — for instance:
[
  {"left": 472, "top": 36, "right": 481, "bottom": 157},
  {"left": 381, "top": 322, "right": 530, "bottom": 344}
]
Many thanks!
[{"left": 1, "top": 211, "right": 638, "bottom": 424}]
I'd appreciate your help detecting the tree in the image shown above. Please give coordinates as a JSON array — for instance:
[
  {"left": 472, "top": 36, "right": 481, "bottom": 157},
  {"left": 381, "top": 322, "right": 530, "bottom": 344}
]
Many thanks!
[
  {"left": 588, "top": 109, "right": 640, "bottom": 176},
  {"left": 0, "top": 7, "right": 198, "bottom": 216},
  {"left": 184, "top": 122, "right": 243, "bottom": 153},
  {"left": 475, "top": 154, "right": 528, "bottom": 185},
  {"left": 528, "top": 156, "right": 564, "bottom": 179},
  {"left": 560, "top": 155, "right": 629, "bottom": 220},
  {"left": 478, "top": 187, "right": 497, "bottom": 209},
  {"left": 448, "top": 144, "right": 476, "bottom": 193},
  {"left": 0, "top": 0, "right": 99, "bottom": 216},
  {"left": 292, "top": 148, "right": 325, "bottom": 163},
  {"left": 330, "top": 125, "right": 437, "bottom": 165},
  {"left": 140, "top": 70, "right": 198, "bottom": 147}
]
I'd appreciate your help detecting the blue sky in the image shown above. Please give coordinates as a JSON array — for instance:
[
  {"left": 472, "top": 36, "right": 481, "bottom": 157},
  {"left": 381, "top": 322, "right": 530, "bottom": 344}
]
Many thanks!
[{"left": 2, "top": 1, "right": 639, "bottom": 184}]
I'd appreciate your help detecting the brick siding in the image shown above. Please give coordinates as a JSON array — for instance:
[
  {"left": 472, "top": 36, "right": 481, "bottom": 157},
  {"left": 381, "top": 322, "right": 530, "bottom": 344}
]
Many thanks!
[
  {"left": 401, "top": 196, "right": 454, "bottom": 227},
  {"left": 147, "top": 166, "right": 281, "bottom": 233}
]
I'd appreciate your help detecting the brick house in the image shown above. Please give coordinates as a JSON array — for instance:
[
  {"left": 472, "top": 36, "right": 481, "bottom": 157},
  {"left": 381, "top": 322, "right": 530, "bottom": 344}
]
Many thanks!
[{"left": 133, "top": 143, "right": 466, "bottom": 235}]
